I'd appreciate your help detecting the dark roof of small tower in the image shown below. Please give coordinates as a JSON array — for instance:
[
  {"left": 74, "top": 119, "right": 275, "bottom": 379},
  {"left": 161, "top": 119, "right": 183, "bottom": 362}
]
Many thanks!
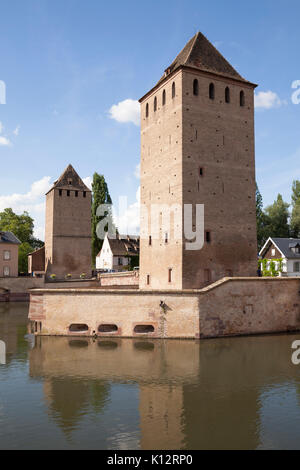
[
  {"left": 46, "top": 164, "right": 91, "bottom": 194},
  {"left": 140, "top": 31, "right": 256, "bottom": 101}
]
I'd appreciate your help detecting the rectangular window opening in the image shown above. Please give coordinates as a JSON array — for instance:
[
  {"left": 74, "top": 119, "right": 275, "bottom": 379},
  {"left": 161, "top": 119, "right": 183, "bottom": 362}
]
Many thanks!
[{"left": 206, "top": 231, "right": 211, "bottom": 243}]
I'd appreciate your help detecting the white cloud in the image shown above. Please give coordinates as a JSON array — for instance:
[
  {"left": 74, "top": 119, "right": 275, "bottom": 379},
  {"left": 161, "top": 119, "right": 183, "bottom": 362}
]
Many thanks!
[
  {"left": 254, "top": 91, "right": 286, "bottom": 110},
  {"left": 0, "top": 176, "right": 52, "bottom": 240},
  {"left": 83, "top": 176, "right": 92, "bottom": 190},
  {"left": 114, "top": 187, "right": 140, "bottom": 235},
  {"left": 109, "top": 99, "right": 140, "bottom": 126},
  {"left": 0, "top": 136, "right": 11, "bottom": 146},
  {"left": 13, "top": 125, "right": 20, "bottom": 136}
]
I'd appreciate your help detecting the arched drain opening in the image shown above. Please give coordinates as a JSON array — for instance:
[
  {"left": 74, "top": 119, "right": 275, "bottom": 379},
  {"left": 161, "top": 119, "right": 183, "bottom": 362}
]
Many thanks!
[
  {"left": 98, "top": 340, "right": 118, "bottom": 349},
  {"left": 134, "top": 325, "right": 155, "bottom": 334},
  {"left": 69, "top": 324, "right": 89, "bottom": 333},
  {"left": 134, "top": 341, "right": 155, "bottom": 351},
  {"left": 98, "top": 324, "right": 118, "bottom": 333},
  {"left": 69, "top": 339, "right": 89, "bottom": 348}
]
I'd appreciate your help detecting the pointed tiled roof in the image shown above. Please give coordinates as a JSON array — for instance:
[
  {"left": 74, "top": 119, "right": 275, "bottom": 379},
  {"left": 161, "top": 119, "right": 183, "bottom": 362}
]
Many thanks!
[
  {"left": 47, "top": 164, "right": 91, "bottom": 194},
  {"left": 140, "top": 31, "right": 256, "bottom": 101},
  {"left": 160, "top": 32, "right": 246, "bottom": 83}
]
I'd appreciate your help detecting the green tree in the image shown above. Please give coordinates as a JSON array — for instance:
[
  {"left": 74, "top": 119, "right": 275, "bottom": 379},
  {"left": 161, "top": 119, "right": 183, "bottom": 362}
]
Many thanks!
[
  {"left": 0, "top": 208, "right": 43, "bottom": 272},
  {"left": 91, "top": 173, "right": 116, "bottom": 266},
  {"left": 256, "top": 184, "right": 269, "bottom": 250},
  {"left": 264, "top": 194, "right": 290, "bottom": 238},
  {"left": 290, "top": 180, "right": 300, "bottom": 237},
  {"left": 18, "top": 242, "right": 33, "bottom": 274}
]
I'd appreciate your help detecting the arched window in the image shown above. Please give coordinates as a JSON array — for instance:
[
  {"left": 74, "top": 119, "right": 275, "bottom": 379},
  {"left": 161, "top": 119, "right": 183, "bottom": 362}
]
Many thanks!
[
  {"left": 172, "top": 82, "right": 175, "bottom": 99},
  {"left": 154, "top": 96, "right": 157, "bottom": 112},
  {"left": 225, "top": 87, "right": 230, "bottom": 103},
  {"left": 240, "top": 90, "right": 245, "bottom": 107},
  {"left": 193, "top": 79, "right": 199, "bottom": 96},
  {"left": 146, "top": 103, "right": 149, "bottom": 118},
  {"left": 209, "top": 83, "right": 215, "bottom": 100},
  {"left": 162, "top": 89, "right": 166, "bottom": 106}
]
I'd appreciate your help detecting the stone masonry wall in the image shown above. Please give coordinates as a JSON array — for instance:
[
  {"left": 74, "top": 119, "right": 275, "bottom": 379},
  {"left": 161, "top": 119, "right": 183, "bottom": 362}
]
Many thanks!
[
  {"left": 99, "top": 271, "right": 139, "bottom": 287},
  {"left": 29, "top": 278, "right": 300, "bottom": 339}
]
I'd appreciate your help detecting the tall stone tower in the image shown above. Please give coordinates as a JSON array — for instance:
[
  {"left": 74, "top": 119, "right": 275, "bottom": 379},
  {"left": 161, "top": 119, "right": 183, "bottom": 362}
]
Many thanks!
[
  {"left": 45, "top": 164, "right": 92, "bottom": 279},
  {"left": 139, "top": 32, "right": 258, "bottom": 290}
]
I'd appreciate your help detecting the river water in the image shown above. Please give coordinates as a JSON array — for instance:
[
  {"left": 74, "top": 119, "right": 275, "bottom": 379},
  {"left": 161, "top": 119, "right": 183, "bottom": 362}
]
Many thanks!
[{"left": 1, "top": 302, "right": 300, "bottom": 450}]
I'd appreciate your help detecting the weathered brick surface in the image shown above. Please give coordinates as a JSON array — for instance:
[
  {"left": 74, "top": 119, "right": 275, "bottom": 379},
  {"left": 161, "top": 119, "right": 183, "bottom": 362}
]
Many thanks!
[
  {"left": 29, "top": 278, "right": 300, "bottom": 339},
  {"left": 45, "top": 173, "right": 92, "bottom": 279},
  {"left": 139, "top": 64, "right": 257, "bottom": 290},
  {"left": 99, "top": 271, "right": 139, "bottom": 286}
]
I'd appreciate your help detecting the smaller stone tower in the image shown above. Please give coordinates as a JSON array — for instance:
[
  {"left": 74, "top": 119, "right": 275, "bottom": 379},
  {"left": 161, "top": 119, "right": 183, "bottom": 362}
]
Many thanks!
[{"left": 45, "top": 164, "right": 92, "bottom": 279}]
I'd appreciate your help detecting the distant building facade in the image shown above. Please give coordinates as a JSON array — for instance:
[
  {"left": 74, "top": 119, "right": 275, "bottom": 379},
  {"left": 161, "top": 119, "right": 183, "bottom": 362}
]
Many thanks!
[
  {"left": 44, "top": 164, "right": 92, "bottom": 279},
  {"left": 139, "top": 32, "right": 258, "bottom": 290},
  {"left": 260, "top": 237, "right": 300, "bottom": 277},
  {"left": 0, "top": 232, "right": 21, "bottom": 278},
  {"left": 96, "top": 233, "right": 139, "bottom": 272},
  {"left": 28, "top": 246, "right": 45, "bottom": 277}
]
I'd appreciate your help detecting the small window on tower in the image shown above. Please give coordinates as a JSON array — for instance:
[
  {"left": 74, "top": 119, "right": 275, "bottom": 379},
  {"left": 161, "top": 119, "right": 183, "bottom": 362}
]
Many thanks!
[
  {"left": 146, "top": 103, "right": 149, "bottom": 118},
  {"left": 165, "top": 233, "right": 168, "bottom": 244},
  {"left": 240, "top": 90, "right": 245, "bottom": 107},
  {"left": 172, "top": 82, "right": 176, "bottom": 99},
  {"left": 67, "top": 190, "right": 70, "bottom": 197},
  {"left": 68, "top": 179, "right": 72, "bottom": 185},
  {"left": 147, "top": 275, "right": 150, "bottom": 285},
  {"left": 59, "top": 189, "right": 62, "bottom": 196},
  {"left": 149, "top": 236, "right": 152, "bottom": 246},
  {"left": 83, "top": 192, "right": 86, "bottom": 198},
  {"left": 193, "top": 79, "right": 199, "bottom": 96},
  {"left": 162, "top": 90, "right": 166, "bottom": 106},
  {"left": 154, "top": 96, "right": 157, "bottom": 112},
  {"left": 168, "top": 268, "right": 172, "bottom": 283},
  {"left": 225, "top": 87, "right": 230, "bottom": 103},
  {"left": 199, "top": 167, "right": 203, "bottom": 176},
  {"left": 206, "top": 231, "right": 211, "bottom": 243},
  {"left": 209, "top": 83, "right": 215, "bottom": 100},
  {"left": 75, "top": 191, "right": 78, "bottom": 197}
]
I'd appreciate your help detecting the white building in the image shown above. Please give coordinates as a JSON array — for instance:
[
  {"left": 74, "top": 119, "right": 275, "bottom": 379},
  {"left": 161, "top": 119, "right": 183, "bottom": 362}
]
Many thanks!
[
  {"left": 96, "top": 233, "right": 139, "bottom": 272},
  {"left": 259, "top": 237, "right": 300, "bottom": 277}
]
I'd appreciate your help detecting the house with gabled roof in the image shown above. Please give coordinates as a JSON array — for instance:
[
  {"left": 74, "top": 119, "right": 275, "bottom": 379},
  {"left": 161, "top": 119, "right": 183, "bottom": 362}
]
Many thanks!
[
  {"left": 96, "top": 233, "right": 139, "bottom": 272},
  {"left": 0, "top": 231, "right": 21, "bottom": 278},
  {"left": 259, "top": 237, "right": 300, "bottom": 277}
]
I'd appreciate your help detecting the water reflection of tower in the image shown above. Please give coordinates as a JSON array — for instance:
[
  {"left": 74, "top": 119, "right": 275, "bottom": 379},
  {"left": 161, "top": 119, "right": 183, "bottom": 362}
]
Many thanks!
[{"left": 29, "top": 337, "right": 200, "bottom": 448}]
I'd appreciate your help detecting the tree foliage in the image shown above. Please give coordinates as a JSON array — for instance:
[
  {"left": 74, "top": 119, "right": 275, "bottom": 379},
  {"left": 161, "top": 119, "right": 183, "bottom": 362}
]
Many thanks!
[
  {"left": 256, "top": 184, "right": 269, "bottom": 251},
  {"left": 264, "top": 194, "right": 290, "bottom": 239},
  {"left": 0, "top": 208, "right": 43, "bottom": 273},
  {"left": 91, "top": 173, "right": 116, "bottom": 266},
  {"left": 290, "top": 180, "right": 300, "bottom": 237}
]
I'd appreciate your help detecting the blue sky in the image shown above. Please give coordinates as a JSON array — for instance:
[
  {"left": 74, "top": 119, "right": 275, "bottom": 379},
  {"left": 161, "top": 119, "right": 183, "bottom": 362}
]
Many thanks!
[{"left": 0, "top": 0, "right": 300, "bottom": 238}]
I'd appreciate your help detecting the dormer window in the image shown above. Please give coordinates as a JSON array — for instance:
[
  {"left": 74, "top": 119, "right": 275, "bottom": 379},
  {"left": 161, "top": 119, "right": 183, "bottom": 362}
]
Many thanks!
[{"left": 290, "top": 243, "right": 300, "bottom": 254}]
